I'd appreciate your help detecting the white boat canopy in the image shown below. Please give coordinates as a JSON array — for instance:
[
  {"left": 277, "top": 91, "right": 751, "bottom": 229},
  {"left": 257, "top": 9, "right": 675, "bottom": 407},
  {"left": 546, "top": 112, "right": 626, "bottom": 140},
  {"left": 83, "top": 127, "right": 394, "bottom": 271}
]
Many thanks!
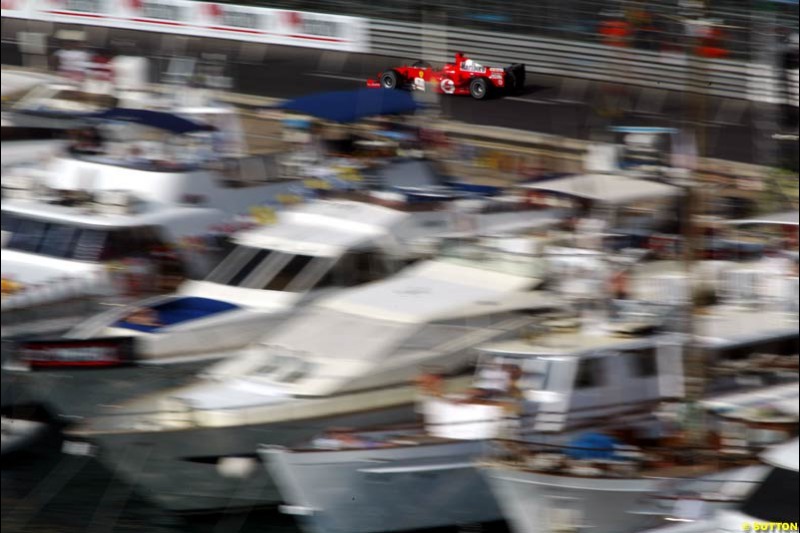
[
  {"left": 725, "top": 211, "right": 800, "bottom": 226},
  {"left": 523, "top": 174, "right": 680, "bottom": 204},
  {"left": 321, "top": 260, "right": 544, "bottom": 323}
]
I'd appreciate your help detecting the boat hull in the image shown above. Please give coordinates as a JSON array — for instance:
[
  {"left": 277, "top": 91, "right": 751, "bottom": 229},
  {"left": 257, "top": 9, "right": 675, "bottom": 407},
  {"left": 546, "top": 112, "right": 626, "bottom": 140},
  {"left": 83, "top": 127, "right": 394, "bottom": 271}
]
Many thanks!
[
  {"left": 263, "top": 438, "right": 501, "bottom": 533},
  {"left": 481, "top": 464, "right": 665, "bottom": 533},
  {"left": 478, "top": 462, "right": 766, "bottom": 533},
  {"left": 69, "top": 404, "right": 418, "bottom": 512},
  {"left": 8, "top": 356, "right": 220, "bottom": 420}
]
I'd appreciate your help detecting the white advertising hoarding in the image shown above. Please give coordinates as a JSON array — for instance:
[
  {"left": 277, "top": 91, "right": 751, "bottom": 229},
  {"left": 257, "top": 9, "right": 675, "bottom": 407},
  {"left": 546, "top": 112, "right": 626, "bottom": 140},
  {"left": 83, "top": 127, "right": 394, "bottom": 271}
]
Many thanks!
[{"left": 1, "top": 0, "right": 369, "bottom": 52}]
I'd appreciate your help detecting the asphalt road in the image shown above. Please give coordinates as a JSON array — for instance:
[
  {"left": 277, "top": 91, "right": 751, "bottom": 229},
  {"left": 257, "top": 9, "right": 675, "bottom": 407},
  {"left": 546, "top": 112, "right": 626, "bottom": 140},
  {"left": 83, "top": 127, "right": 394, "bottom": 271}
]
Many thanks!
[{"left": 1, "top": 27, "right": 797, "bottom": 168}]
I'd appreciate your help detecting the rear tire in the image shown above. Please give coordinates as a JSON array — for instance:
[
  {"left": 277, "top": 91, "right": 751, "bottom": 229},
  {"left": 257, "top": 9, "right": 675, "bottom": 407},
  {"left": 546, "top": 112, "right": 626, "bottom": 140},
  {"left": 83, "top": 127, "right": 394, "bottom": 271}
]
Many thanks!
[
  {"left": 380, "top": 70, "right": 399, "bottom": 89},
  {"left": 469, "top": 77, "right": 490, "bottom": 100},
  {"left": 506, "top": 72, "right": 519, "bottom": 94}
]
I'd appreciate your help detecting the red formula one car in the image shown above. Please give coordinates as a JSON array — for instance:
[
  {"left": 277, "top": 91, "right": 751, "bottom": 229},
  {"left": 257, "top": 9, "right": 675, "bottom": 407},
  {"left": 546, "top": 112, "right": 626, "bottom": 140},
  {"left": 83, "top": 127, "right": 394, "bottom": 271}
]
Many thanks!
[{"left": 367, "top": 52, "right": 525, "bottom": 100}]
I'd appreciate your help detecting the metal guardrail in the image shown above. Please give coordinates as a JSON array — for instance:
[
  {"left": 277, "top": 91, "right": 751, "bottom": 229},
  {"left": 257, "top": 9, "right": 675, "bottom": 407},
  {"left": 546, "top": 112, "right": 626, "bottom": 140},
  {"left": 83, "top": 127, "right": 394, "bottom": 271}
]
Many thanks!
[{"left": 368, "top": 19, "right": 799, "bottom": 105}]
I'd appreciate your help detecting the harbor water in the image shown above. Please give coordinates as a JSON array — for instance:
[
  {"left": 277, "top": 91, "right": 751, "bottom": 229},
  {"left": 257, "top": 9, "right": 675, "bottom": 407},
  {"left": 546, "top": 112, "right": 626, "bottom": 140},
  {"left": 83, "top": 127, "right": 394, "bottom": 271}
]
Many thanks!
[{"left": 1, "top": 435, "right": 508, "bottom": 533}]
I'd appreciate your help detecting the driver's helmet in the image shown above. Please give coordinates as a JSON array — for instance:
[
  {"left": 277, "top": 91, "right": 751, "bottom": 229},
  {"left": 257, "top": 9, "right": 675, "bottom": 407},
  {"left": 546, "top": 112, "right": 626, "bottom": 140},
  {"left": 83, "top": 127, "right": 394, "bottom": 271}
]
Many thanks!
[{"left": 464, "top": 59, "right": 474, "bottom": 68}]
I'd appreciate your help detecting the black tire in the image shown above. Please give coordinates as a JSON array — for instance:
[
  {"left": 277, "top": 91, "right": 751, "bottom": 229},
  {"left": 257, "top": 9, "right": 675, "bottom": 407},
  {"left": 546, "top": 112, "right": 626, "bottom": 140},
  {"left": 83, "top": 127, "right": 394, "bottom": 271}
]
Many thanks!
[
  {"left": 506, "top": 71, "right": 518, "bottom": 94},
  {"left": 380, "top": 70, "right": 400, "bottom": 89},
  {"left": 469, "top": 77, "right": 490, "bottom": 100}
]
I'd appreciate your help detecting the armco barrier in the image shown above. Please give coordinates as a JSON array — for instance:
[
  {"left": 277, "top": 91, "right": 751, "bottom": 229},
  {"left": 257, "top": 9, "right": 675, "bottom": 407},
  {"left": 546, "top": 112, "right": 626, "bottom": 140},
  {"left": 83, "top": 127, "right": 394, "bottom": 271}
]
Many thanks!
[
  {"left": 368, "top": 19, "right": 799, "bottom": 106},
  {"left": 0, "top": 0, "right": 369, "bottom": 53}
]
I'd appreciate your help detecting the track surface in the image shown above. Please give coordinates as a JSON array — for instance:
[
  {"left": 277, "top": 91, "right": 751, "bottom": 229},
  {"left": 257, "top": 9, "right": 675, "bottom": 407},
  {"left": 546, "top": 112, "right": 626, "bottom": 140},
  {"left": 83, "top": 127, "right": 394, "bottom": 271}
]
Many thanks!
[{"left": 1, "top": 25, "right": 797, "bottom": 168}]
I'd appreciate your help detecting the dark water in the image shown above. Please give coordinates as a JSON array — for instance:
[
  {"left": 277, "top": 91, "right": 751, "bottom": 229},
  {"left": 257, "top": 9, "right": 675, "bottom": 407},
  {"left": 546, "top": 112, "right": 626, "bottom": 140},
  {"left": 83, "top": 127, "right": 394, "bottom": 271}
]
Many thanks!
[
  {"left": 1, "top": 359, "right": 506, "bottom": 533},
  {"left": 1, "top": 430, "right": 300, "bottom": 533},
  {"left": 2, "top": 430, "right": 508, "bottom": 533}
]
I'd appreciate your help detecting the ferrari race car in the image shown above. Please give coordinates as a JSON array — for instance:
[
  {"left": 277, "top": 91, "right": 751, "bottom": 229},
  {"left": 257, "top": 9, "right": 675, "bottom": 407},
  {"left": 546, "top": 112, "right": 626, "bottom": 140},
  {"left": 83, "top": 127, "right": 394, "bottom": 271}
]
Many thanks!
[{"left": 367, "top": 52, "right": 525, "bottom": 100}]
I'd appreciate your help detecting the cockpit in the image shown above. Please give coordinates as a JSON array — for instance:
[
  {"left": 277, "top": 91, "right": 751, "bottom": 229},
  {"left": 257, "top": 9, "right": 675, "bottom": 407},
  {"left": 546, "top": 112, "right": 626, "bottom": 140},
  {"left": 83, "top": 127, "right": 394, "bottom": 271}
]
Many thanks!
[{"left": 460, "top": 60, "right": 484, "bottom": 72}]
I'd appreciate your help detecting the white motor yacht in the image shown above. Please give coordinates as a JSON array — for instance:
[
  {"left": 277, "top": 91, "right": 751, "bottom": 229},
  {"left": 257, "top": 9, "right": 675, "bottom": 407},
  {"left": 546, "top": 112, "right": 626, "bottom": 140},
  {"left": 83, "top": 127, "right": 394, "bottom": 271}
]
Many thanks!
[
  {"left": 63, "top": 234, "right": 561, "bottom": 512},
  {"left": 475, "top": 304, "right": 798, "bottom": 533},
  {"left": 6, "top": 197, "right": 555, "bottom": 418},
  {"left": 1, "top": 107, "right": 304, "bottom": 329}
]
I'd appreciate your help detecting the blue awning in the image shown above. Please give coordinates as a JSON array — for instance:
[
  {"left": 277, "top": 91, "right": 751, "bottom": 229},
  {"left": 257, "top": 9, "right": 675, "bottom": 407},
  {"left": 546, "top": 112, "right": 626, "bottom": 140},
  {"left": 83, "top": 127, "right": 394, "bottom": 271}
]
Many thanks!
[
  {"left": 278, "top": 89, "right": 420, "bottom": 123},
  {"left": 84, "top": 108, "right": 215, "bottom": 134}
]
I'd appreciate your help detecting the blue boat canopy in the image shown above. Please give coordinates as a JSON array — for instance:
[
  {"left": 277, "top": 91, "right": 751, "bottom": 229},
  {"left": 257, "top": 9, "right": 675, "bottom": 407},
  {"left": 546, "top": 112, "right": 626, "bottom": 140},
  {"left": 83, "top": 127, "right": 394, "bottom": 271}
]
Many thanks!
[
  {"left": 83, "top": 108, "right": 216, "bottom": 134},
  {"left": 277, "top": 89, "right": 420, "bottom": 123}
]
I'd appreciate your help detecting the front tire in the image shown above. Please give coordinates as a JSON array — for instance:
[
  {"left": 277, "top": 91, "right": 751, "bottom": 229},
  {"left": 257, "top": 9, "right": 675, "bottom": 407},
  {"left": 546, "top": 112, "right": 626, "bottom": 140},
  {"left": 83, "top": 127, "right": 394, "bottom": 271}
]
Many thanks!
[
  {"left": 469, "top": 77, "right": 490, "bottom": 100},
  {"left": 380, "top": 70, "right": 399, "bottom": 89}
]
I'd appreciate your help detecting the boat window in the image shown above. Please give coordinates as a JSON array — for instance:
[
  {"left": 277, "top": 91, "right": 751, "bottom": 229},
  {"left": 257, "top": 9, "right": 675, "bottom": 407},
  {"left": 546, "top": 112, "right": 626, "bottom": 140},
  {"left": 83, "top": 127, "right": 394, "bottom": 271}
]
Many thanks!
[
  {"left": 575, "top": 357, "right": 605, "bottom": 389},
  {"left": 4, "top": 216, "right": 111, "bottom": 261},
  {"left": 205, "top": 245, "right": 285, "bottom": 288},
  {"left": 306, "top": 254, "right": 355, "bottom": 290},
  {"left": 627, "top": 347, "right": 658, "bottom": 377},
  {"left": 262, "top": 254, "right": 315, "bottom": 291},
  {"left": 1, "top": 212, "right": 21, "bottom": 233},
  {"left": 73, "top": 228, "right": 108, "bottom": 261},
  {"left": 38, "top": 223, "right": 80, "bottom": 258},
  {"left": 7, "top": 218, "right": 48, "bottom": 253},
  {"left": 98, "top": 227, "right": 172, "bottom": 263},
  {"left": 351, "top": 250, "right": 391, "bottom": 284},
  {"left": 521, "top": 358, "right": 551, "bottom": 391},
  {"left": 228, "top": 250, "right": 271, "bottom": 286},
  {"left": 283, "top": 256, "right": 337, "bottom": 293},
  {"left": 205, "top": 245, "right": 260, "bottom": 284},
  {"left": 306, "top": 250, "right": 397, "bottom": 291},
  {"left": 205, "top": 245, "right": 347, "bottom": 293},
  {"left": 99, "top": 229, "right": 130, "bottom": 261},
  {"left": 2, "top": 213, "right": 174, "bottom": 263},
  {"left": 739, "top": 466, "right": 799, "bottom": 522}
]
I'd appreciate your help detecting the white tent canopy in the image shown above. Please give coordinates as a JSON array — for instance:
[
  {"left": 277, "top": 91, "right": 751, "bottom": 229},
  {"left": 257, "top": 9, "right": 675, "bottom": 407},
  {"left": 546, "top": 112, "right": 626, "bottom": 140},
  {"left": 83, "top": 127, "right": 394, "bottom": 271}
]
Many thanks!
[
  {"left": 524, "top": 174, "right": 680, "bottom": 204},
  {"left": 726, "top": 211, "right": 800, "bottom": 226}
]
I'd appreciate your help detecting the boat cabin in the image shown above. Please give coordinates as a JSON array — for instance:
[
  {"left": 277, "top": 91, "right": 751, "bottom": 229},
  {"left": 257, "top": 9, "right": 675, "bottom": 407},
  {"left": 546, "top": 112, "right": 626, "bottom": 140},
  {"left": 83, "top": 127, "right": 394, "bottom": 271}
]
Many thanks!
[
  {"left": 423, "top": 327, "right": 680, "bottom": 439},
  {"left": 425, "top": 302, "right": 799, "bottom": 441}
]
